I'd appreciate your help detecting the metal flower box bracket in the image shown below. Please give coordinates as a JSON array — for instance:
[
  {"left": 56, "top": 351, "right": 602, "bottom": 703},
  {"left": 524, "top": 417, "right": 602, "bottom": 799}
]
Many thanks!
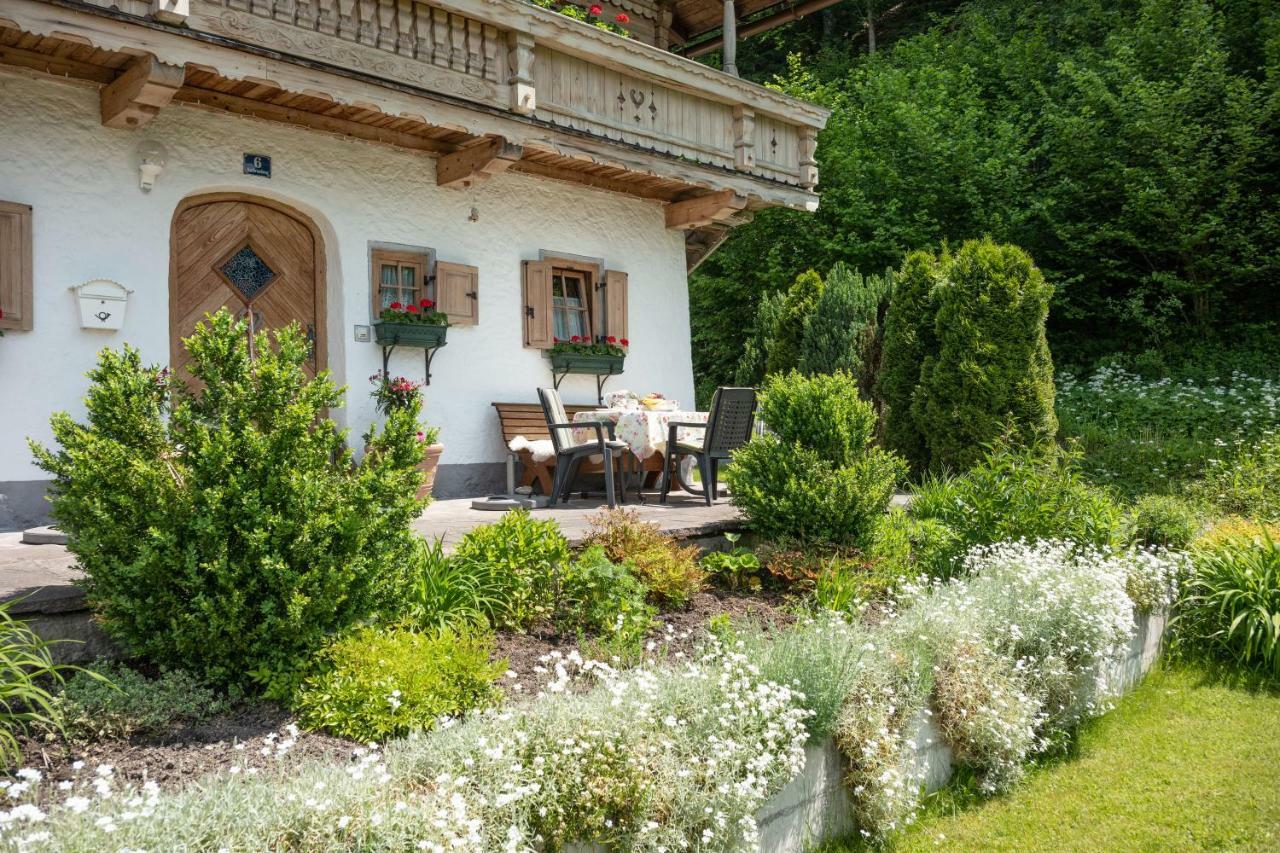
[
  {"left": 373, "top": 322, "right": 448, "bottom": 385},
  {"left": 548, "top": 352, "right": 625, "bottom": 405}
]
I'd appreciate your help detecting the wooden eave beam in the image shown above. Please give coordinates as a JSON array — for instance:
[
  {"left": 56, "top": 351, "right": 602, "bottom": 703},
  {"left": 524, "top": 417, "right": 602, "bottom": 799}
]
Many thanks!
[
  {"left": 100, "top": 53, "right": 185, "bottom": 128},
  {"left": 436, "top": 136, "right": 524, "bottom": 189},
  {"left": 171, "top": 85, "right": 454, "bottom": 154},
  {"left": 665, "top": 189, "right": 748, "bottom": 230}
]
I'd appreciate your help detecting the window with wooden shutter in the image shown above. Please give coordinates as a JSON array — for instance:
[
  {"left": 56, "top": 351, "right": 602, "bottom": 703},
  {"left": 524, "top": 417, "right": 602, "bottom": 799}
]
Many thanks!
[
  {"left": 0, "top": 201, "right": 33, "bottom": 332},
  {"left": 602, "top": 269, "right": 628, "bottom": 346},
  {"left": 435, "top": 261, "right": 479, "bottom": 326},
  {"left": 370, "top": 249, "right": 426, "bottom": 317},
  {"left": 522, "top": 260, "right": 554, "bottom": 348}
]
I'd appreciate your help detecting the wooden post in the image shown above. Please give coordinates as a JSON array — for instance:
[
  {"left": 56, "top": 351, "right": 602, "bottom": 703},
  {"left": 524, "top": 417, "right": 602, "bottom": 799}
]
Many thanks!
[
  {"left": 722, "top": 0, "right": 738, "bottom": 77},
  {"left": 507, "top": 31, "right": 536, "bottom": 115},
  {"left": 799, "top": 127, "right": 818, "bottom": 190}
]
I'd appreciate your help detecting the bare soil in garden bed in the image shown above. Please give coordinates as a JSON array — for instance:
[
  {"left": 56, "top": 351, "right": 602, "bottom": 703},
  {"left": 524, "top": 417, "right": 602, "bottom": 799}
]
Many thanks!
[
  {"left": 17, "top": 703, "right": 358, "bottom": 805},
  {"left": 12, "top": 587, "right": 795, "bottom": 800}
]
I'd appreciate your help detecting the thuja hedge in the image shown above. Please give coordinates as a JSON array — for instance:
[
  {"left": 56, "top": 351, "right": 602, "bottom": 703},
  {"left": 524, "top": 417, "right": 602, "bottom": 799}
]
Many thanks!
[
  {"left": 3, "top": 540, "right": 1183, "bottom": 849},
  {"left": 30, "top": 311, "right": 423, "bottom": 691},
  {"left": 881, "top": 238, "right": 1057, "bottom": 473}
]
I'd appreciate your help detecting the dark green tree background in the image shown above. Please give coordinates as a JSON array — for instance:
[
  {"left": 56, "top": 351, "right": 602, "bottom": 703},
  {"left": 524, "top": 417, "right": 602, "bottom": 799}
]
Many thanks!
[{"left": 690, "top": 0, "right": 1280, "bottom": 394}]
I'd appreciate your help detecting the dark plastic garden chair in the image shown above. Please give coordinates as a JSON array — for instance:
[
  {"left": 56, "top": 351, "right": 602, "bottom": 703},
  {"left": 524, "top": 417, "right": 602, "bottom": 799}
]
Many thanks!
[
  {"left": 659, "top": 386, "right": 757, "bottom": 506},
  {"left": 537, "top": 387, "right": 629, "bottom": 508}
]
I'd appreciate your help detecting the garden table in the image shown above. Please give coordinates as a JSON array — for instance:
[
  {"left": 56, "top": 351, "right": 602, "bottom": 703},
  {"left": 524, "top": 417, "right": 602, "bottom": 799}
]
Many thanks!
[{"left": 572, "top": 408, "right": 709, "bottom": 500}]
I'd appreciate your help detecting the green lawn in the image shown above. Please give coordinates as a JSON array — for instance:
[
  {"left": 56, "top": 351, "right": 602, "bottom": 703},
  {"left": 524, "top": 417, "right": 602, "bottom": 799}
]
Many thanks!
[{"left": 827, "top": 666, "right": 1280, "bottom": 852}]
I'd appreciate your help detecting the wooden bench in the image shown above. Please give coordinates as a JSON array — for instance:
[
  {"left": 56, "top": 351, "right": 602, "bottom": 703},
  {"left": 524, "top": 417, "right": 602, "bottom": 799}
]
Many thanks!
[{"left": 492, "top": 402, "right": 665, "bottom": 496}]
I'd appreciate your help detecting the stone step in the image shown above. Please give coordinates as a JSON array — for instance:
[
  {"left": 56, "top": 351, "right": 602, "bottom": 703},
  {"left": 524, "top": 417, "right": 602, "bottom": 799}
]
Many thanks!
[{"left": 21, "top": 525, "right": 67, "bottom": 545}]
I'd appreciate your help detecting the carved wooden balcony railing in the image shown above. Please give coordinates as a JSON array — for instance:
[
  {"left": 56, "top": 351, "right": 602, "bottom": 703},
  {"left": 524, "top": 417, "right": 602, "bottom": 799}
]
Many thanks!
[{"left": 3, "top": 0, "right": 828, "bottom": 221}]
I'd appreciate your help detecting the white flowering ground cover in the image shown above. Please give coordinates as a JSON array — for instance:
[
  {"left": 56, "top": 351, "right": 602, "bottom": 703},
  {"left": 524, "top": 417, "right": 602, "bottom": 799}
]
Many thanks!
[
  {"left": 0, "top": 541, "right": 1184, "bottom": 851},
  {"left": 1057, "top": 367, "right": 1280, "bottom": 494}
]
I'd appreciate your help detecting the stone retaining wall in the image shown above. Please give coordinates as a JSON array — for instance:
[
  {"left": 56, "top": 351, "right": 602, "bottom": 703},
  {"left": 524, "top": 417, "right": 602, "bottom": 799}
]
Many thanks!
[{"left": 754, "top": 609, "right": 1166, "bottom": 852}]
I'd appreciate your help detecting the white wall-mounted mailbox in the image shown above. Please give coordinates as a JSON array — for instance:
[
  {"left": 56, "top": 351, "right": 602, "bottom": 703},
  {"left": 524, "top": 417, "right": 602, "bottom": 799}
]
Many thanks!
[{"left": 72, "top": 279, "right": 132, "bottom": 330}]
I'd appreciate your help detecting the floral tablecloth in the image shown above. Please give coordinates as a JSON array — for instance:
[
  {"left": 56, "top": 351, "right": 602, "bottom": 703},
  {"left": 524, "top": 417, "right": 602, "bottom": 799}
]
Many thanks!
[{"left": 572, "top": 409, "right": 708, "bottom": 460}]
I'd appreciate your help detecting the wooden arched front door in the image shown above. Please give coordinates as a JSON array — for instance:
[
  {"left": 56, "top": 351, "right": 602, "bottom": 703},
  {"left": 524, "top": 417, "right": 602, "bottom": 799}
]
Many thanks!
[{"left": 169, "top": 194, "right": 326, "bottom": 375}]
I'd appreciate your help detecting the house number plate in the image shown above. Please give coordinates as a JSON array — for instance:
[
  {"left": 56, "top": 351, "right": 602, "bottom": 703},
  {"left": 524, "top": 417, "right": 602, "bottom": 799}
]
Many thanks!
[{"left": 243, "top": 154, "right": 272, "bottom": 178}]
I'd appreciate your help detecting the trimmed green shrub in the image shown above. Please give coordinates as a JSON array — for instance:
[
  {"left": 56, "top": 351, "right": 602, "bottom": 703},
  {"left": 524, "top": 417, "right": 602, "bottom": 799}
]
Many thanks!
[
  {"left": 55, "top": 663, "right": 228, "bottom": 742},
  {"left": 450, "top": 508, "right": 571, "bottom": 630},
  {"left": 798, "top": 264, "right": 894, "bottom": 398},
  {"left": 909, "top": 443, "right": 1124, "bottom": 578},
  {"left": 764, "top": 269, "right": 824, "bottom": 376},
  {"left": 732, "top": 289, "right": 784, "bottom": 388},
  {"left": 581, "top": 509, "right": 704, "bottom": 606},
  {"left": 915, "top": 238, "right": 1057, "bottom": 471},
  {"left": 1178, "top": 532, "right": 1280, "bottom": 676},
  {"left": 757, "top": 370, "right": 878, "bottom": 466},
  {"left": 1126, "top": 494, "right": 1203, "bottom": 550},
  {"left": 878, "top": 249, "right": 943, "bottom": 473},
  {"left": 29, "top": 310, "right": 422, "bottom": 692},
  {"left": 728, "top": 371, "right": 905, "bottom": 548},
  {"left": 0, "top": 600, "right": 68, "bottom": 769},
  {"left": 294, "top": 624, "right": 505, "bottom": 742}
]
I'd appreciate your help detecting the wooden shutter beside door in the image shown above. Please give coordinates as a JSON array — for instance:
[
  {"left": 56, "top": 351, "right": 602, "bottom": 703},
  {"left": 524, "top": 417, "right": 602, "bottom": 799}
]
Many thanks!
[
  {"left": 522, "top": 260, "right": 554, "bottom": 348},
  {"left": 603, "top": 269, "right": 628, "bottom": 344},
  {"left": 0, "top": 201, "right": 33, "bottom": 332},
  {"left": 436, "top": 261, "right": 479, "bottom": 326}
]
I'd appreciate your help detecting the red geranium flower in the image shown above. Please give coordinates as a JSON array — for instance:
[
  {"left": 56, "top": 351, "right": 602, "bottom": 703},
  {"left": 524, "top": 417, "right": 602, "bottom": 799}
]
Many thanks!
[
  {"left": 606, "top": 336, "right": 617, "bottom": 343},
  {"left": 589, "top": 4, "right": 602, "bottom": 15},
  {"left": 620, "top": 338, "right": 629, "bottom": 346},
  {"left": 389, "top": 301, "right": 403, "bottom": 310},
  {"left": 615, "top": 12, "right": 629, "bottom": 23},
  {"left": 570, "top": 335, "right": 581, "bottom": 343},
  {"left": 406, "top": 303, "right": 419, "bottom": 313},
  {"left": 420, "top": 298, "right": 434, "bottom": 308}
]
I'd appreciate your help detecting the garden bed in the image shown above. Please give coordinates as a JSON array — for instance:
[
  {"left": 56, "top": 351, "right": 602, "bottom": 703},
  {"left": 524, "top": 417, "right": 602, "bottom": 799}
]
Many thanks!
[{"left": 12, "top": 586, "right": 794, "bottom": 805}]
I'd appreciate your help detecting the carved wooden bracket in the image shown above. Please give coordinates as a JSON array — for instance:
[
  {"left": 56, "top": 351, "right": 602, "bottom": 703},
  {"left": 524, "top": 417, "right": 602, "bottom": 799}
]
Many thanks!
[
  {"left": 506, "top": 31, "right": 536, "bottom": 115},
  {"left": 665, "top": 189, "right": 749, "bottom": 230},
  {"left": 436, "top": 136, "right": 524, "bottom": 189},
  {"left": 100, "top": 55, "right": 185, "bottom": 129}
]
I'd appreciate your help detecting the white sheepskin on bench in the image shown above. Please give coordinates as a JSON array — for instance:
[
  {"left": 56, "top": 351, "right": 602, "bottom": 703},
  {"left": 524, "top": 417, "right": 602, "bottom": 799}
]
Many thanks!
[{"left": 508, "top": 435, "right": 556, "bottom": 463}]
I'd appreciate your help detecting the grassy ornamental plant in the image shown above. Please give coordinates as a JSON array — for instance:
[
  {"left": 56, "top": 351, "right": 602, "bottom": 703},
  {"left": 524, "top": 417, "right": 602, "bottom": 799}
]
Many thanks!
[
  {"left": 0, "top": 600, "right": 70, "bottom": 769},
  {"left": 1178, "top": 531, "right": 1280, "bottom": 676},
  {"left": 30, "top": 310, "right": 424, "bottom": 692}
]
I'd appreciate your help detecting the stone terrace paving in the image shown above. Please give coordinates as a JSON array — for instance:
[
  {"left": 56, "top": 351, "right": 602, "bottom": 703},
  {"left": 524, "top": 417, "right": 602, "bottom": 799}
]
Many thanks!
[{"left": 0, "top": 492, "right": 743, "bottom": 614}]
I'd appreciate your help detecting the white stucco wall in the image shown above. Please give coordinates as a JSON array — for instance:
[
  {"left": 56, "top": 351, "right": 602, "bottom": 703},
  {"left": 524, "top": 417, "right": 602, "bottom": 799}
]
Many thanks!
[{"left": 0, "top": 67, "right": 694, "bottom": 503}]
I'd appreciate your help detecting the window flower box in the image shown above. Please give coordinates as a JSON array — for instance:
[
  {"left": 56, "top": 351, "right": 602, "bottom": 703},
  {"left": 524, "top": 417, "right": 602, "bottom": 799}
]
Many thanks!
[
  {"left": 373, "top": 321, "right": 448, "bottom": 348},
  {"left": 549, "top": 351, "right": 625, "bottom": 374},
  {"left": 374, "top": 299, "right": 449, "bottom": 348},
  {"left": 547, "top": 335, "right": 627, "bottom": 375}
]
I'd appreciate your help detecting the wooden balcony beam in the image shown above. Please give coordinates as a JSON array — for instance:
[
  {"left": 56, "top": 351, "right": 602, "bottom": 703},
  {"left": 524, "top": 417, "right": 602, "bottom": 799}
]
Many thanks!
[
  {"left": 100, "top": 54, "right": 185, "bottom": 129},
  {"left": 436, "top": 135, "right": 523, "bottom": 189},
  {"left": 665, "top": 189, "right": 748, "bottom": 230}
]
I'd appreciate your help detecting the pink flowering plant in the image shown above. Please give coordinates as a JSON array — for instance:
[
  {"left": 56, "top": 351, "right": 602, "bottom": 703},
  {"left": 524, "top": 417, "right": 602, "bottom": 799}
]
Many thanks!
[
  {"left": 549, "top": 334, "right": 628, "bottom": 358},
  {"left": 369, "top": 372, "right": 440, "bottom": 443},
  {"left": 527, "top": 0, "right": 632, "bottom": 37}
]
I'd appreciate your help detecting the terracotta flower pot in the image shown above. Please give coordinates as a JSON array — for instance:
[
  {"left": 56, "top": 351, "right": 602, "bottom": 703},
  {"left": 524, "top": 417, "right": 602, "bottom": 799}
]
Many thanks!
[{"left": 418, "top": 442, "right": 444, "bottom": 499}]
